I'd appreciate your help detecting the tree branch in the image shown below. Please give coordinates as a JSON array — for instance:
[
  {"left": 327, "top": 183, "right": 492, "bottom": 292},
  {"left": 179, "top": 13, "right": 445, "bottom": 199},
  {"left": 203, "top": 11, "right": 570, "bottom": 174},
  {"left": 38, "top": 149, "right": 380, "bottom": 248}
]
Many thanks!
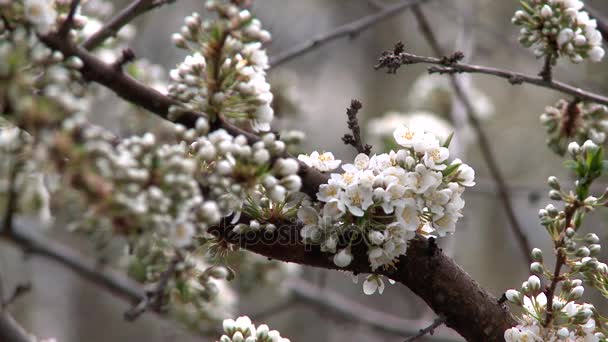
[
  {"left": 0, "top": 310, "right": 33, "bottom": 342},
  {"left": 269, "top": 0, "right": 431, "bottom": 68},
  {"left": 410, "top": 6, "right": 532, "bottom": 265},
  {"left": 342, "top": 99, "right": 372, "bottom": 155},
  {"left": 375, "top": 43, "right": 608, "bottom": 106},
  {"left": 403, "top": 315, "right": 446, "bottom": 342},
  {"left": 208, "top": 217, "right": 516, "bottom": 341},
  {"left": 82, "top": 0, "right": 175, "bottom": 50}
]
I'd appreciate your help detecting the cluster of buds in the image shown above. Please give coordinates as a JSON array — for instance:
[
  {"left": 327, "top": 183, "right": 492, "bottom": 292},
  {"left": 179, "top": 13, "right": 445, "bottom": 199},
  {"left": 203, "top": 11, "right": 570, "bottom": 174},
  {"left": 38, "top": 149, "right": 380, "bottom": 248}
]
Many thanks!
[
  {"left": 126, "top": 241, "right": 236, "bottom": 330},
  {"left": 57, "top": 116, "right": 221, "bottom": 248},
  {"left": 168, "top": 0, "right": 274, "bottom": 132},
  {"left": 189, "top": 128, "right": 302, "bottom": 223},
  {"left": 505, "top": 140, "right": 608, "bottom": 341},
  {"left": 219, "top": 316, "right": 290, "bottom": 342},
  {"left": 297, "top": 126, "right": 475, "bottom": 293},
  {"left": 541, "top": 99, "right": 608, "bottom": 156},
  {"left": 505, "top": 275, "right": 604, "bottom": 341},
  {"left": 512, "top": 0, "right": 605, "bottom": 63}
]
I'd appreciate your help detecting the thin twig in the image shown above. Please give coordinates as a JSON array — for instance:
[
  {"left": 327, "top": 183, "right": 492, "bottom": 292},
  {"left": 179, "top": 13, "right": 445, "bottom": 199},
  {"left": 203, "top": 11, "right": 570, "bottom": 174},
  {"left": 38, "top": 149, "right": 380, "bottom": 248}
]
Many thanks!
[
  {"left": 269, "top": 0, "right": 431, "bottom": 68},
  {"left": 82, "top": 0, "right": 175, "bottom": 50},
  {"left": 124, "top": 254, "right": 180, "bottom": 321},
  {"left": 404, "top": 315, "right": 446, "bottom": 342},
  {"left": 342, "top": 99, "right": 372, "bottom": 155},
  {"left": 0, "top": 310, "right": 33, "bottom": 342},
  {"left": 375, "top": 43, "right": 608, "bottom": 107},
  {"left": 410, "top": 7, "right": 532, "bottom": 264},
  {"left": 1, "top": 139, "right": 23, "bottom": 238},
  {"left": 1, "top": 283, "right": 32, "bottom": 308},
  {"left": 286, "top": 280, "right": 459, "bottom": 340},
  {"left": 538, "top": 52, "right": 554, "bottom": 82},
  {"left": 58, "top": 0, "right": 81, "bottom": 37}
]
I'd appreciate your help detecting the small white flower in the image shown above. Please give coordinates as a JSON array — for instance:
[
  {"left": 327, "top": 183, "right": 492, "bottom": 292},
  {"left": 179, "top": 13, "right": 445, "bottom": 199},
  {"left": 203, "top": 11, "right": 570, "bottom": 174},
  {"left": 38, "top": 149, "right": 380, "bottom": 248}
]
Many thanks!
[
  {"left": 169, "top": 222, "right": 195, "bottom": 247},
  {"left": 395, "top": 199, "right": 420, "bottom": 231},
  {"left": 340, "top": 184, "right": 374, "bottom": 217},
  {"left": 363, "top": 274, "right": 385, "bottom": 295},
  {"left": 393, "top": 125, "right": 425, "bottom": 149},
  {"left": 298, "top": 151, "right": 341, "bottom": 172},
  {"left": 334, "top": 248, "right": 353, "bottom": 267}
]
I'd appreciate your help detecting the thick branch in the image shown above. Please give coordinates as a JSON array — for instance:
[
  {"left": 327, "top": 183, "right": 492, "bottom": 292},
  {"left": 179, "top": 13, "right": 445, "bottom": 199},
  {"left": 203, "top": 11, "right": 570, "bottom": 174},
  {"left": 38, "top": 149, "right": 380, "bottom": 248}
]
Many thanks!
[
  {"left": 411, "top": 7, "right": 532, "bottom": 265},
  {"left": 375, "top": 45, "right": 608, "bottom": 106},
  {"left": 208, "top": 219, "right": 516, "bottom": 341},
  {"left": 82, "top": 0, "right": 175, "bottom": 50},
  {"left": 269, "top": 0, "right": 431, "bottom": 68}
]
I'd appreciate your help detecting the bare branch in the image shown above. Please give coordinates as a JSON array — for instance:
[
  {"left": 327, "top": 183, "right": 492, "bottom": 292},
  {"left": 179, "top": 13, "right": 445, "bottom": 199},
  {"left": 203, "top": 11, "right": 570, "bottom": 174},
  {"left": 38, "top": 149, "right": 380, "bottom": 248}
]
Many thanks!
[
  {"left": 269, "top": 0, "right": 432, "bottom": 68},
  {"left": 287, "top": 280, "right": 458, "bottom": 340},
  {"left": 375, "top": 43, "right": 608, "bottom": 107},
  {"left": 403, "top": 315, "right": 446, "bottom": 342},
  {"left": 82, "top": 0, "right": 175, "bottom": 50},
  {"left": 410, "top": 6, "right": 532, "bottom": 265},
  {"left": 342, "top": 99, "right": 372, "bottom": 155},
  {"left": 58, "top": 0, "right": 81, "bottom": 37},
  {"left": 0, "top": 310, "right": 33, "bottom": 342}
]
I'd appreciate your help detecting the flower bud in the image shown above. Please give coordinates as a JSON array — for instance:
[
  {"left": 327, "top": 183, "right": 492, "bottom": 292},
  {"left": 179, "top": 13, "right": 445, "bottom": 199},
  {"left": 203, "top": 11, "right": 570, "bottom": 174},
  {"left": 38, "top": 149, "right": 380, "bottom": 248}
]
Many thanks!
[
  {"left": 549, "top": 190, "right": 562, "bottom": 201},
  {"left": 530, "top": 262, "right": 544, "bottom": 275},
  {"left": 274, "top": 158, "right": 299, "bottom": 176},
  {"left": 576, "top": 247, "right": 591, "bottom": 258},
  {"left": 582, "top": 140, "right": 599, "bottom": 154},
  {"left": 565, "top": 227, "right": 576, "bottom": 238},
  {"left": 505, "top": 289, "right": 523, "bottom": 305},
  {"left": 547, "top": 176, "right": 560, "bottom": 190},
  {"left": 333, "top": 248, "right": 353, "bottom": 267},
  {"left": 568, "top": 142, "right": 580, "bottom": 157},
  {"left": 585, "top": 233, "right": 600, "bottom": 244},
  {"left": 589, "top": 244, "right": 601, "bottom": 256},
  {"left": 569, "top": 285, "right": 584, "bottom": 300},
  {"left": 531, "top": 248, "right": 543, "bottom": 262},
  {"left": 596, "top": 262, "right": 608, "bottom": 274},
  {"left": 528, "top": 275, "right": 541, "bottom": 293},
  {"left": 268, "top": 185, "right": 286, "bottom": 203}
]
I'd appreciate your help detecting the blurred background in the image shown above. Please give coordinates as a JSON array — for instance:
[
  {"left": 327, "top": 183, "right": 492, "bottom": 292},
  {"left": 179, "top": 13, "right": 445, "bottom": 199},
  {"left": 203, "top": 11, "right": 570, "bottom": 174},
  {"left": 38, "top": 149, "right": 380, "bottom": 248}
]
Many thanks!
[{"left": 3, "top": 0, "right": 608, "bottom": 341}]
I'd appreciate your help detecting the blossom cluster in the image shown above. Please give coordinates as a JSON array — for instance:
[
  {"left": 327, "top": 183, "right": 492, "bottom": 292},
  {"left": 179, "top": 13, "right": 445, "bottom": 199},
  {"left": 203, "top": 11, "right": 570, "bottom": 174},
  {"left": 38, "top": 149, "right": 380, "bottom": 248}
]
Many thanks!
[
  {"left": 56, "top": 115, "right": 221, "bottom": 247},
  {"left": 541, "top": 99, "right": 608, "bottom": 155},
  {"left": 297, "top": 125, "right": 475, "bottom": 292},
  {"left": 126, "top": 240, "right": 236, "bottom": 329},
  {"left": 168, "top": 1, "right": 274, "bottom": 132},
  {"left": 504, "top": 276, "right": 604, "bottom": 341},
  {"left": 512, "top": 0, "right": 605, "bottom": 63},
  {"left": 189, "top": 128, "right": 302, "bottom": 224},
  {"left": 219, "top": 316, "right": 290, "bottom": 342}
]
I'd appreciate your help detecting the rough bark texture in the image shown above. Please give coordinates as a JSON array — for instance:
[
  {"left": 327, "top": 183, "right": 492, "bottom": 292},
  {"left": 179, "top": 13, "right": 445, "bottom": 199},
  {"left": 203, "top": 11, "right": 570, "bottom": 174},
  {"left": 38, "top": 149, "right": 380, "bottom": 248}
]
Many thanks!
[
  {"left": 209, "top": 218, "right": 516, "bottom": 341},
  {"left": 38, "top": 30, "right": 517, "bottom": 341}
]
